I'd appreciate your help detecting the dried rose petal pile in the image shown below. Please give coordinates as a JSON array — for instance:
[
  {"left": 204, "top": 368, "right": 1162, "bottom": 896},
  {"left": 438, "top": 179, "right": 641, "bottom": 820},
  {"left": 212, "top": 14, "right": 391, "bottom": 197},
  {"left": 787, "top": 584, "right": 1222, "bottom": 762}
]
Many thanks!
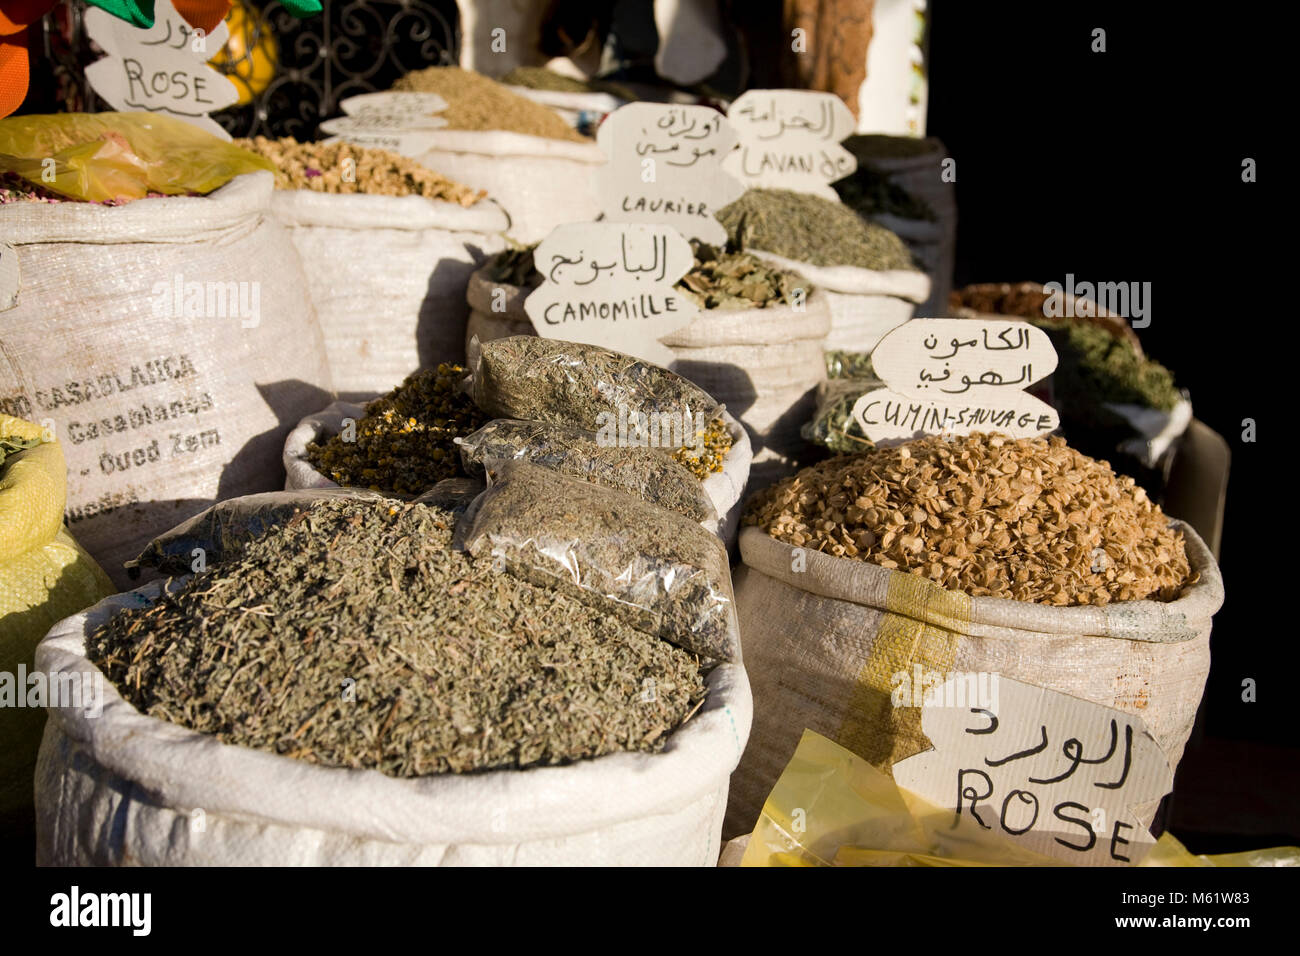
[{"left": 745, "top": 433, "right": 1193, "bottom": 606}]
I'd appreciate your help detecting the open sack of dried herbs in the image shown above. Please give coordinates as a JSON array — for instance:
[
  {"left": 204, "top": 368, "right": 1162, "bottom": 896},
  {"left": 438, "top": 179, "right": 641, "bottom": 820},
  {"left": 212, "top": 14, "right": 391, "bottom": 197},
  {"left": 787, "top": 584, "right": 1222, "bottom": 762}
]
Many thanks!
[
  {"left": 282, "top": 342, "right": 750, "bottom": 543},
  {"left": 232, "top": 136, "right": 507, "bottom": 391},
  {"left": 723, "top": 432, "right": 1223, "bottom": 840},
  {"left": 717, "top": 188, "right": 932, "bottom": 354},
  {"left": 951, "top": 282, "right": 1192, "bottom": 484},
  {"left": 465, "top": 240, "right": 828, "bottom": 483},
  {"left": 383, "top": 66, "right": 606, "bottom": 242},
  {"left": 34, "top": 483, "right": 751, "bottom": 866},
  {"left": 1, "top": 119, "right": 333, "bottom": 590}
]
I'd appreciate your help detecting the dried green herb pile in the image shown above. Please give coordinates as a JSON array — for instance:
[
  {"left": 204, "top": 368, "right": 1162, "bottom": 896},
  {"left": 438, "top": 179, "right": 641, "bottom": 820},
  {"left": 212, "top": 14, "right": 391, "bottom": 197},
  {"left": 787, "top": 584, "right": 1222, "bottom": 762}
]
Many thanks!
[
  {"left": 392, "top": 66, "right": 590, "bottom": 142},
  {"left": 234, "top": 136, "right": 484, "bottom": 203},
  {"left": 1035, "top": 319, "right": 1180, "bottom": 412},
  {"left": 746, "top": 433, "right": 1193, "bottom": 606},
  {"left": 718, "top": 188, "right": 916, "bottom": 272},
  {"left": 88, "top": 496, "right": 706, "bottom": 776},
  {"left": 834, "top": 166, "right": 935, "bottom": 221},
  {"left": 678, "top": 242, "right": 807, "bottom": 309},
  {"left": 306, "top": 363, "right": 484, "bottom": 495}
]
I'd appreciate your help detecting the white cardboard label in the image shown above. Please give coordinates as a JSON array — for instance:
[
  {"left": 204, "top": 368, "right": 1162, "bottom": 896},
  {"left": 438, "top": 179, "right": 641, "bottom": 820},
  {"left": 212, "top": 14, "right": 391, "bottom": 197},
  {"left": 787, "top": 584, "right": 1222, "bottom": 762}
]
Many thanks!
[
  {"left": 525, "top": 223, "right": 699, "bottom": 366},
  {"left": 723, "top": 89, "right": 857, "bottom": 198},
  {"left": 872, "top": 318, "right": 1058, "bottom": 396},
  {"left": 0, "top": 242, "right": 20, "bottom": 311},
  {"left": 854, "top": 318, "right": 1061, "bottom": 443},
  {"left": 595, "top": 103, "right": 744, "bottom": 245},
  {"left": 324, "top": 92, "right": 450, "bottom": 131},
  {"left": 320, "top": 132, "right": 444, "bottom": 159},
  {"left": 893, "top": 676, "right": 1173, "bottom": 867},
  {"left": 84, "top": 0, "right": 237, "bottom": 141}
]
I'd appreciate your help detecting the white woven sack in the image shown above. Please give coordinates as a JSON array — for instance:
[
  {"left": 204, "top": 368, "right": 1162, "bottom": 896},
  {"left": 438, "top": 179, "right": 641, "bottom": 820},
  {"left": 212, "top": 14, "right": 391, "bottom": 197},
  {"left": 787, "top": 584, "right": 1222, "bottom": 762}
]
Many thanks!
[
  {"left": 748, "top": 250, "right": 931, "bottom": 354},
  {"left": 506, "top": 86, "right": 625, "bottom": 133},
  {"left": 34, "top": 582, "right": 752, "bottom": 866},
  {"left": 269, "top": 191, "right": 508, "bottom": 395},
  {"left": 662, "top": 292, "right": 832, "bottom": 474},
  {"left": 0, "top": 172, "right": 333, "bottom": 588},
  {"left": 419, "top": 130, "right": 606, "bottom": 244},
  {"left": 283, "top": 399, "right": 753, "bottom": 547},
  {"left": 724, "top": 521, "right": 1223, "bottom": 839}
]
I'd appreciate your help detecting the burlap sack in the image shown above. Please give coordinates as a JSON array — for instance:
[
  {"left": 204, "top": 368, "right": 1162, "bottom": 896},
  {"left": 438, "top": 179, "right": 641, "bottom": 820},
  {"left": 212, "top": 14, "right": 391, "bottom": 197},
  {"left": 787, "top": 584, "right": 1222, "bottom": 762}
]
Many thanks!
[
  {"left": 34, "top": 581, "right": 751, "bottom": 865},
  {"left": 0, "top": 172, "right": 333, "bottom": 586},
  {"left": 270, "top": 191, "right": 508, "bottom": 395},
  {"left": 724, "top": 521, "right": 1223, "bottom": 839},
  {"left": 748, "top": 250, "right": 930, "bottom": 354},
  {"left": 418, "top": 130, "right": 605, "bottom": 244},
  {"left": 464, "top": 265, "right": 533, "bottom": 358},
  {"left": 282, "top": 399, "right": 753, "bottom": 547}
]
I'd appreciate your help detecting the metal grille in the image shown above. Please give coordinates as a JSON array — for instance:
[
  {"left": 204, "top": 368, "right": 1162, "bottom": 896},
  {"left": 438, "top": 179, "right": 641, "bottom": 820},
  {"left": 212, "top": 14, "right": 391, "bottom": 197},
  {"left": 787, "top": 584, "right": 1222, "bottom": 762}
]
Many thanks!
[{"left": 41, "top": 0, "right": 460, "bottom": 139}]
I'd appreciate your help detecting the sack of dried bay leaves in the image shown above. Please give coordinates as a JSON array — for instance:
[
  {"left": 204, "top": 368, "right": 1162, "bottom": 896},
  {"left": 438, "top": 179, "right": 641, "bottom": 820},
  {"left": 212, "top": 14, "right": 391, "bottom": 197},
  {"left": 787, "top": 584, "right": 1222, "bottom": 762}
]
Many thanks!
[{"left": 463, "top": 459, "right": 740, "bottom": 662}]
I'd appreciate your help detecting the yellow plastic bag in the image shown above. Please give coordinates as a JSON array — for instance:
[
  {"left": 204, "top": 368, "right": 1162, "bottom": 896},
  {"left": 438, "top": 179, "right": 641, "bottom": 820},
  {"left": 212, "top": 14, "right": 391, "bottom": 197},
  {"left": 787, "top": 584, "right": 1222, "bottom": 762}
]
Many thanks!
[
  {"left": 0, "top": 111, "right": 274, "bottom": 201},
  {"left": 1, "top": 415, "right": 115, "bottom": 853},
  {"left": 739, "top": 730, "right": 1300, "bottom": 868}
]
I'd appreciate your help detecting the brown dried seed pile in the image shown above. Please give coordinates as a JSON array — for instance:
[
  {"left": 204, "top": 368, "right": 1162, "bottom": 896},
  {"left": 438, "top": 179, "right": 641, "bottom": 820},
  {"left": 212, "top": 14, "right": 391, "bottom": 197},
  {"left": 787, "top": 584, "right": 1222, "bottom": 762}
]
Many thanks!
[
  {"left": 744, "top": 433, "right": 1193, "bottom": 606},
  {"left": 392, "top": 66, "right": 590, "bottom": 143},
  {"left": 234, "top": 136, "right": 484, "bottom": 204}
]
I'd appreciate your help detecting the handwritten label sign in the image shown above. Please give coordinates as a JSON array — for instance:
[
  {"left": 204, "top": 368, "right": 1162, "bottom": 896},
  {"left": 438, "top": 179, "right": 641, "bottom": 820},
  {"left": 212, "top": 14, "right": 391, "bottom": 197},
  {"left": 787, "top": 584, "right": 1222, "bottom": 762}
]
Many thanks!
[
  {"left": 319, "top": 92, "right": 450, "bottom": 158},
  {"left": 85, "top": 0, "right": 237, "bottom": 140},
  {"left": 872, "top": 319, "right": 1058, "bottom": 395},
  {"left": 1, "top": 242, "right": 20, "bottom": 311},
  {"left": 723, "top": 89, "right": 857, "bottom": 199},
  {"left": 595, "top": 103, "right": 743, "bottom": 245},
  {"left": 852, "top": 319, "right": 1060, "bottom": 443},
  {"left": 524, "top": 223, "right": 699, "bottom": 366},
  {"left": 893, "top": 677, "right": 1173, "bottom": 866}
]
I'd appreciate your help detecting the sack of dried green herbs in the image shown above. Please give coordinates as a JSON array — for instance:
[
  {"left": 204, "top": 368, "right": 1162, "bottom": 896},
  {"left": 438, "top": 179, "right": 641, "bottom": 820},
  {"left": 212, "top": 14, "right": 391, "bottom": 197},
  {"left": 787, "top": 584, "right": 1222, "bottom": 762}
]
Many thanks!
[
  {"left": 718, "top": 189, "right": 932, "bottom": 354},
  {"left": 723, "top": 433, "right": 1223, "bottom": 840},
  {"left": 236, "top": 136, "right": 509, "bottom": 392},
  {"left": 35, "top": 491, "right": 751, "bottom": 866}
]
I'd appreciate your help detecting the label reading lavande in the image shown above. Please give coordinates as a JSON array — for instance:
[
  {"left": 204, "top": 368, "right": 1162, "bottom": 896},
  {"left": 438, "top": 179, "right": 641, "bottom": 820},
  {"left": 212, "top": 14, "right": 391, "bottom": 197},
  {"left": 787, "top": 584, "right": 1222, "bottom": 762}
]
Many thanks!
[
  {"left": 524, "top": 223, "right": 698, "bottom": 367},
  {"left": 852, "top": 319, "right": 1060, "bottom": 443},
  {"left": 84, "top": 0, "right": 238, "bottom": 141},
  {"left": 723, "top": 90, "right": 857, "bottom": 199},
  {"left": 595, "top": 103, "right": 743, "bottom": 245},
  {"left": 892, "top": 676, "right": 1173, "bottom": 866}
]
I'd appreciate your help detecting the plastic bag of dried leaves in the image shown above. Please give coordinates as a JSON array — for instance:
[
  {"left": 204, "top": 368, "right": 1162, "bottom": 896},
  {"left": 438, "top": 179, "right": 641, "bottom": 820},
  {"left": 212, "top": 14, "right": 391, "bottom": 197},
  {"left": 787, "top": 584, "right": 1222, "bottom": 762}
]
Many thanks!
[{"left": 745, "top": 433, "right": 1193, "bottom": 606}]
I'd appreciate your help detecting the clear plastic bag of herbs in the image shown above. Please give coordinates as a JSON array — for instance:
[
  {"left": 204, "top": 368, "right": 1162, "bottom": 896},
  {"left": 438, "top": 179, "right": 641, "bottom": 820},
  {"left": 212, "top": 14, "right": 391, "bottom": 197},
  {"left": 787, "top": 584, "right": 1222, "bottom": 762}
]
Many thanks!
[
  {"left": 457, "top": 419, "right": 716, "bottom": 523},
  {"left": 462, "top": 459, "right": 739, "bottom": 662}
]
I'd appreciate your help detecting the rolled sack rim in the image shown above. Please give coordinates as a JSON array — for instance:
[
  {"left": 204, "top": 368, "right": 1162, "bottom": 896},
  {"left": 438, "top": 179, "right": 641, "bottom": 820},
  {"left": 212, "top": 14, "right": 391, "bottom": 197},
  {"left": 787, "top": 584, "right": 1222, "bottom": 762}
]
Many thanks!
[
  {"left": 747, "top": 249, "right": 932, "bottom": 302},
  {"left": 0, "top": 171, "right": 275, "bottom": 246},
  {"left": 738, "top": 519, "right": 1223, "bottom": 644},
  {"left": 269, "top": 189, "right": 510, "bottom": 234},
  {"left": 36, "top": 583, "right": 753, "bottom": 847},
  {"left": 418, "top": 129, "right": 606, "bottom": 164}
]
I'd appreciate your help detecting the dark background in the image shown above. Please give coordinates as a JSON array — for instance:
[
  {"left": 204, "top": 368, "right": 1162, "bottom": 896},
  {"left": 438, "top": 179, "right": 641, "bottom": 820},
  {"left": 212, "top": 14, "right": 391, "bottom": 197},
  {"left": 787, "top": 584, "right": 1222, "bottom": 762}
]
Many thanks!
[{"left": 928, "top": 1, "right": 1289, "bottom": 849}]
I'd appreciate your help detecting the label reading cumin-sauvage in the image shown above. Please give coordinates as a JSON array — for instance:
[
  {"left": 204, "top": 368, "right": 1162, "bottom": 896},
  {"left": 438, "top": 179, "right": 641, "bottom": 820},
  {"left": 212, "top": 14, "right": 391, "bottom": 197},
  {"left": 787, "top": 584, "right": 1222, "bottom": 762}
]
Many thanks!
[
  {"left": 524, "top": 223, "right": 698, "bottom": 366},
  {"left": 853, "top": 319, "right": 1060, "bottom": 443}
]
